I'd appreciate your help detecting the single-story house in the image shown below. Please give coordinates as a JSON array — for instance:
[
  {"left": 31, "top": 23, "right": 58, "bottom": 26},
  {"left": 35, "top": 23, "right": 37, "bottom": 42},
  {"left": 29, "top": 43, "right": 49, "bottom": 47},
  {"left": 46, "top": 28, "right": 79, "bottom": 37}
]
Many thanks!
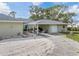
[
  {"left": 27, "top": 19, "right": 67, "bottom": 34},
  {"left": 0, "top": 20, "right": 24, "bottom": 38},
  {"left": 0, "top": 14, "right": 24, "bottom": 38}
]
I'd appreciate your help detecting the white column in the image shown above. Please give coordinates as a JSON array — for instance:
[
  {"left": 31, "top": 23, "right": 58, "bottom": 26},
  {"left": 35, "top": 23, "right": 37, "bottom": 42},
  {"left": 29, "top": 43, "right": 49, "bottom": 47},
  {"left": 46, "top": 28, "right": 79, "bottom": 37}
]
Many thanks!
[
  {"left": 33, "top": 25, "right": 35, "bottom": 33},
  {"left": 65, "top": 25, "right": 67, "bottom": 32},
  {"left": 27, "top": 25, "right": 28, "bottom": 31},
  {"left": 36, "top": 24, "right": 39, "bottom": 35}
]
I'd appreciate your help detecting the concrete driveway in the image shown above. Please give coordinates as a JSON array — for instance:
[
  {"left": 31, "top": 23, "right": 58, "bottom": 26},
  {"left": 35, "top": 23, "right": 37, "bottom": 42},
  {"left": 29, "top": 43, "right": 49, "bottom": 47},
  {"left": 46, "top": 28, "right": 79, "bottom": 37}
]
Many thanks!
[
  {"left": 45, "top": 34, "right": 79, "bottom": 56},
  {"left": 0, "top": 37, "right": 54, "bottom": 56},
  {"left": 0, "top": 33, "right": 79, "bottom": 56}
]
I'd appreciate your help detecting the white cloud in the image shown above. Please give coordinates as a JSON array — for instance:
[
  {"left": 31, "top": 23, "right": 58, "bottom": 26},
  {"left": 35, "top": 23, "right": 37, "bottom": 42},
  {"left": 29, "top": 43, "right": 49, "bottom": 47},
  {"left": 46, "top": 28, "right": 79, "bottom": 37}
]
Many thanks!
[
  {"left": 63, "top": 5, "right": 79, "bottom": 21},
  {"left": 0, "top": 2, "right": 11, "bottom": 15},
  {"left": 53, "top": 2, "right": 66, "bottom": 5},
  {"left": 65, "top": 5, "right": 79, "bottom": 14},
  {"left": 32, "top": 2, "right": 43, "bottom": 6}
]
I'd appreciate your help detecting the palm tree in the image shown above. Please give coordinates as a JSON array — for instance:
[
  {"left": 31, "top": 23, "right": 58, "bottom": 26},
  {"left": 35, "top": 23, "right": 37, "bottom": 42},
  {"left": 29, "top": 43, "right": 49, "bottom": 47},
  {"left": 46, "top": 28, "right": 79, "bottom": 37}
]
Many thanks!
[{"left": 9, "top": 11, "right": 16, "bottom": 18}]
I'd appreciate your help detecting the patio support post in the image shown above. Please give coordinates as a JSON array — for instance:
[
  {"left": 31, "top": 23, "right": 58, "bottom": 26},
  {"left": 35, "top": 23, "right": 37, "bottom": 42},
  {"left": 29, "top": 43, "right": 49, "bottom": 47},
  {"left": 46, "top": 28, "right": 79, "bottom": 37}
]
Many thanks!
[
  {"left": 36, "top": 24, "right": 39, "bottom": 35},
  {"left": 27, "top": 25, "right": 28, "bottom": 32},
  {"left": 33, "top": 25, "right": 35, "bottom": 33},
  {"left": 65, "top": 25, "right": 67, "bottom": 32}
]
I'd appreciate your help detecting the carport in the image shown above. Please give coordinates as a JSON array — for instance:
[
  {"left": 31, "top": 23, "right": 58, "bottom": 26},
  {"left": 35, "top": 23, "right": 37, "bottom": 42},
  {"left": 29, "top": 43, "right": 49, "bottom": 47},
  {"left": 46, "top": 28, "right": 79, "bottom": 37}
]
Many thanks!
[{"left": 27, "top": 19, "right": 67, "bottom": 34}]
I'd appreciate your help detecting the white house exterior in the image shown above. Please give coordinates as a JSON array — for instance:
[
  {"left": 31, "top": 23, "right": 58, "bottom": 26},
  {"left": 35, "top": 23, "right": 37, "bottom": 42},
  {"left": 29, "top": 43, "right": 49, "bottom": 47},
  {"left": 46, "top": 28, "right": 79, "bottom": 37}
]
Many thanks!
[
  {"left": 0, "top": 20, "right": 24, "bottom": 38},
  {"left": 48, "top": 25, "right": 58, "bottom": 33},
  {"left": 28, "top": 19, "right": 67, "bottom": 34},
  {"left": 48, "top": 25, "right": 67, "bottom": 33},
  {"left": 48, "top": 24, "right": 67, "bottom": 33}
]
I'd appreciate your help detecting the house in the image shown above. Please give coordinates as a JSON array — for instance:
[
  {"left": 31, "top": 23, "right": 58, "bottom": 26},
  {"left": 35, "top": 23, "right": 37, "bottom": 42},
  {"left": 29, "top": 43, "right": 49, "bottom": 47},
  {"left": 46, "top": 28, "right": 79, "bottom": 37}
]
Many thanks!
[
  {"left": 0, "top": 20, "right": 24, "bottom": 38},
  {"left": 0, "top": 14, "right": 24, "bottom": 38},
  {"left": 27, "top": 19, "right": 67, "bottom": 34}
]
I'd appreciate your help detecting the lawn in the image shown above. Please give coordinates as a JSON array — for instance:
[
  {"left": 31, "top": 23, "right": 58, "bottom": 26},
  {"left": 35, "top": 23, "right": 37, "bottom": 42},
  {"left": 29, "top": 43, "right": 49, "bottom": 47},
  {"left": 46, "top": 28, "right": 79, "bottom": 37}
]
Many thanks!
[{"left": 66, "top": 34, "right": 79, "bottom": 42}]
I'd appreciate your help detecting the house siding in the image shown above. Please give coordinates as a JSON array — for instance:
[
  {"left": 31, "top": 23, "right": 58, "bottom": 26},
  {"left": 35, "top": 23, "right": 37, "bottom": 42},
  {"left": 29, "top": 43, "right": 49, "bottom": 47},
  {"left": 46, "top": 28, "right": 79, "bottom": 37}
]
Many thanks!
[
  {"left": 48, "top": 25, "right": 58, "bottom": 33},
  {"left": 57, "top": 25, "right": 63, "bottom": 32},
  {"left": 48, "top": 25, "right": 67, "bottom": 33},
  {"left": 0, "top": 22, "right": 23, "bottom": 38}
]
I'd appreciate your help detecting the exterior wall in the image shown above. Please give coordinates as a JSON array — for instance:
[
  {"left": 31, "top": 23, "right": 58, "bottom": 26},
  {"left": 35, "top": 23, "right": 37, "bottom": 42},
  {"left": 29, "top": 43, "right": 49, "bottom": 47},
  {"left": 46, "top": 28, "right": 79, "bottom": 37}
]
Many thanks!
[
  {"left": 0, "top": 22, "right": 23, "bottom": 38},
  {"left": 57, "top": 25, "right": 63, "bottom": 32},
  {"left": 48, "top": 25, "right": 58, "bottom": 33},
  {"left": 48, "top": 25, "right": 67, "bottom": 33},
  {"left": 64, "top": 26, "right": 67, "bottom": 32}
]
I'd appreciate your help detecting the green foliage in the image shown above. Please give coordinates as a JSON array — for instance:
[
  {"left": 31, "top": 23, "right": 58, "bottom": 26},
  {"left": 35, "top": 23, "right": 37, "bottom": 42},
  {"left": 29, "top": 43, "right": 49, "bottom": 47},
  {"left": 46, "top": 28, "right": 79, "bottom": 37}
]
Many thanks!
[
  {"left": 29, "top": 5, "right": 76, "bottom": 23},
  {"left": 29, "top": 6, "right": 44, "bottom": 20},
  {"left": 67, "top": 27, "right": 79, "bottom": 31}
]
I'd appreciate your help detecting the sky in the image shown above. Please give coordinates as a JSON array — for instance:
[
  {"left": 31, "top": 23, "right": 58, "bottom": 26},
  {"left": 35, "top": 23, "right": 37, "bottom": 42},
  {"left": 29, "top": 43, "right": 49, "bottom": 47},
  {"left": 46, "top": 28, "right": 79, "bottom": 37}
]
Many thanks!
[{"left": 0, "top": 2, "right": 79, "bottom": 21}]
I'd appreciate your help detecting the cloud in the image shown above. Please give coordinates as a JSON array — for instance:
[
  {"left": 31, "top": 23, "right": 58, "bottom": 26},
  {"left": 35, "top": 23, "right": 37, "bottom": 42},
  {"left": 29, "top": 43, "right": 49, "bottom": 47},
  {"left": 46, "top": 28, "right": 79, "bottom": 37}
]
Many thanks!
[
  {"left": 32, "top": 2, "right": 43, "bottom": 6},
  {"left": 53, "top": 2, "right": 67, "bottom": 5},
  {"left": 65, "top": 5, "right": 79, "bottom": 14},
  {"left": 64, "top": 4, "right": 79, "bottom": 22},
  {"left": 0, "top": 2, "right": 11, "bottom": 15},
  {"left": 64, "top": 5, "right": 79, "bottom": 21}
]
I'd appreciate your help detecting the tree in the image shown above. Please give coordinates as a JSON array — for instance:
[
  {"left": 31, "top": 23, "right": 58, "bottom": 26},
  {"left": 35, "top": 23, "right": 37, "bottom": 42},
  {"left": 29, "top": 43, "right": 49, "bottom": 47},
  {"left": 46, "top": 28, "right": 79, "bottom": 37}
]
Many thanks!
[
  {"left": 9, "top": 11, "right": 16, "bottom": 18},
  {"left": 29, "top": 5, "right": 76, "bottom": 23},
  {"left": 29, "top": 6, "right": 44, "bottom": 20}
]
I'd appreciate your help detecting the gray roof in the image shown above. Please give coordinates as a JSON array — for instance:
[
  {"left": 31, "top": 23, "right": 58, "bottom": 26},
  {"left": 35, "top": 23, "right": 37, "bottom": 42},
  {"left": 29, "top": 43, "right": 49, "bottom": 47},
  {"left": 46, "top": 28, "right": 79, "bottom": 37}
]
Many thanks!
[
  {"left": 28, "top": 19, "right": 67, "bottom": 25},
  {"left": 0, "top": 13, "right": 15, "bottom": 20},
  {"left": 0, "top": 13, "right": 28, "bottom": 22}
]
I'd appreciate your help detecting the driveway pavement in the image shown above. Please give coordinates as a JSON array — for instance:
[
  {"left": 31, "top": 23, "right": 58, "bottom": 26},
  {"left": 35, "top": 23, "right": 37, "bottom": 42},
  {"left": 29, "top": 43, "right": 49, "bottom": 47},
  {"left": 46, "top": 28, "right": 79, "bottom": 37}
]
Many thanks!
[
  {"left": 0, "top": 33, "right": 79, "bottom": 56},
  {"left": 0, "top": 37, "right": 54, "bottom": 56},
  {"left": 45, "top": 34, "right": 79, "bottom": 56}
]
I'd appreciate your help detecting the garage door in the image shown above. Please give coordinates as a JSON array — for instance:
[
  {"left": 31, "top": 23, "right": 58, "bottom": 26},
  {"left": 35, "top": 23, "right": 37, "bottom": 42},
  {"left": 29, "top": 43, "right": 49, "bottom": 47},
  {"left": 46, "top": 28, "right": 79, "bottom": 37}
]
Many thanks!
[{"left": 48, "top": 25, "right": 58, "bottom": 33}]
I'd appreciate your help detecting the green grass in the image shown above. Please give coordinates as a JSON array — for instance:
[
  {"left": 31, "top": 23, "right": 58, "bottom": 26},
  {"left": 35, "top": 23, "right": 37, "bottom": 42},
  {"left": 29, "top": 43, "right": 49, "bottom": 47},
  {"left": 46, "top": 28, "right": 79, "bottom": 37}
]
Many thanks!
[{"left": 66, "top": 34, "right": 79, "bottom": 42}]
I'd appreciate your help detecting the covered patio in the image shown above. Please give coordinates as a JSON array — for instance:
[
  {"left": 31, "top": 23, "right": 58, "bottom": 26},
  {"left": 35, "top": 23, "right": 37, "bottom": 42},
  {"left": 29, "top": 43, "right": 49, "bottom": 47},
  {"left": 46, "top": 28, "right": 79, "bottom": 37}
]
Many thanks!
[{"left": 27, "top": 19, "right": 67, "bottom": 34}]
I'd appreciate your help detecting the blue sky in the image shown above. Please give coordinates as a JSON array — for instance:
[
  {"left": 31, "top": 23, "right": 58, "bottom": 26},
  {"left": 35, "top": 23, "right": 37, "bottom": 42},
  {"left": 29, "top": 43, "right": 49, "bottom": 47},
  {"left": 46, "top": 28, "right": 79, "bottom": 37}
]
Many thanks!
[{"left": 1, "top": 2, "right": 79, "bottom": 20}]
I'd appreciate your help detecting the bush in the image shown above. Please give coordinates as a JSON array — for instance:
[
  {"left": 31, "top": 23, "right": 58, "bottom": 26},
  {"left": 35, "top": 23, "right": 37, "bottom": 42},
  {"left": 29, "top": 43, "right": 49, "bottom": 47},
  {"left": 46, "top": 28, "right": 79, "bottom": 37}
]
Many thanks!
[{"left": 67, "top": 27, "right": 79, "bottom": 31}]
